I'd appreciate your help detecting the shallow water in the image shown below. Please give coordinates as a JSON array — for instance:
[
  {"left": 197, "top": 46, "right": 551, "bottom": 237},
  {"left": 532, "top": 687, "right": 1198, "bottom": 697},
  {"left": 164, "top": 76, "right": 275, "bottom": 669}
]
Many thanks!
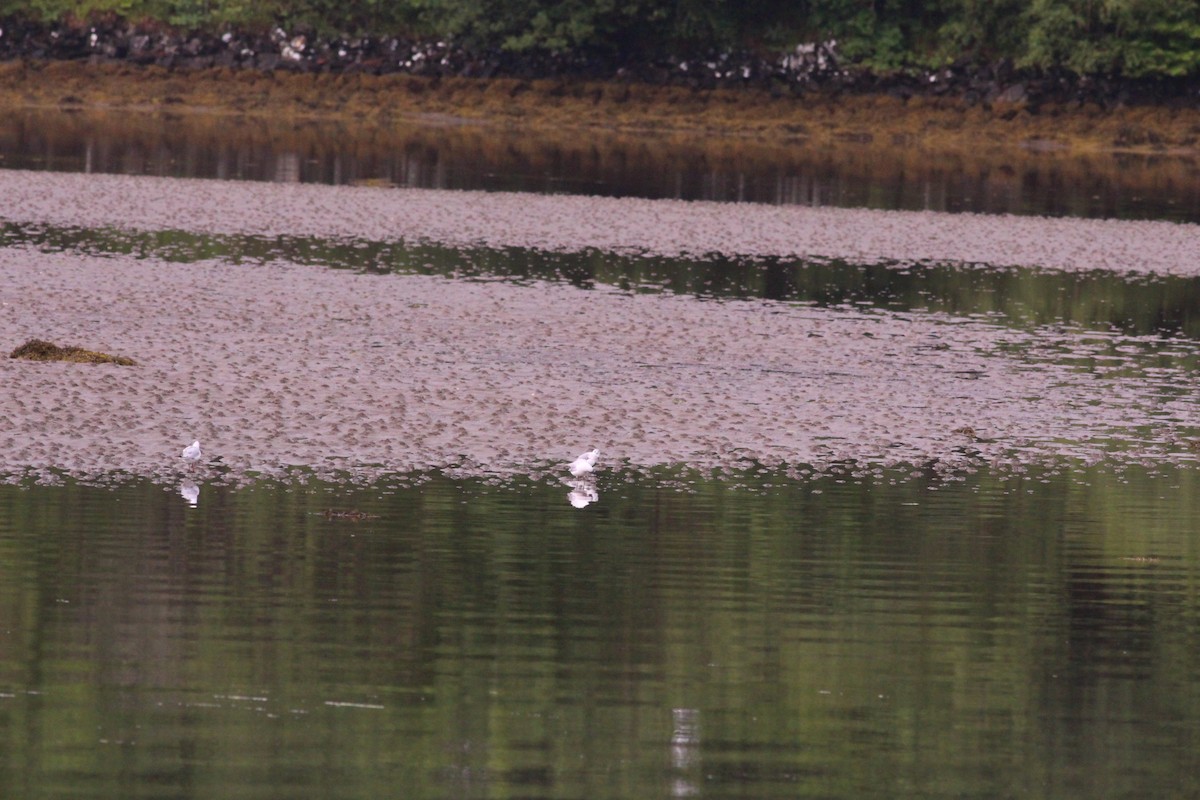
[
  {"left": 3, "top": 108, "right": 1198, "bottom": 221},
  {"left": 2, "top": 467, "right": 1199, "bottom": 799}
]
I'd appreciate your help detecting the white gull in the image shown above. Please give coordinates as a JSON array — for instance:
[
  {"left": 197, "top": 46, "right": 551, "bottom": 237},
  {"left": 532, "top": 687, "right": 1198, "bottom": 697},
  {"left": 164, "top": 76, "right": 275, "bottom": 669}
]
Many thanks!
[
  {"left": 567, "top": 448, "right": 600, "bottom": 478},
  {"left": 181, "top": 440, "right": 202, "bottom": 469}
]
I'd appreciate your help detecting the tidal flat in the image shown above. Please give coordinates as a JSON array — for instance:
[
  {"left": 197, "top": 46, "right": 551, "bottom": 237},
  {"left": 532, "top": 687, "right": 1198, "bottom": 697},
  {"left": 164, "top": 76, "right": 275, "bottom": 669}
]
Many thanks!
[{"left": 2, "top": 168, "right": 1199, "bottom": 484}]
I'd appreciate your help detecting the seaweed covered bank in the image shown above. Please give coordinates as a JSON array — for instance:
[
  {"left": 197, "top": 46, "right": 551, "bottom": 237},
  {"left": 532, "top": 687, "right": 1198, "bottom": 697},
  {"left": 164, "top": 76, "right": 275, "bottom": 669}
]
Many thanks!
[
  {"left": 2, "top": 169, "right": 1200, "bottom": 485},
  {"left": 1, "top": 57, "right": 1200, "bottom": 155}
]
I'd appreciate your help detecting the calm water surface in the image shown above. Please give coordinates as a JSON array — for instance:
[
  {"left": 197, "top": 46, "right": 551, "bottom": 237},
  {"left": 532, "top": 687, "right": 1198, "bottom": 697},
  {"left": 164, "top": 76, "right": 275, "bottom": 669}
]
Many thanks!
[
  {"left": 2, "top": 109, "right": 1198, "bottom": 221},
  {"left": 2, "top": 467, "right": 1200, "bottom": 799}
]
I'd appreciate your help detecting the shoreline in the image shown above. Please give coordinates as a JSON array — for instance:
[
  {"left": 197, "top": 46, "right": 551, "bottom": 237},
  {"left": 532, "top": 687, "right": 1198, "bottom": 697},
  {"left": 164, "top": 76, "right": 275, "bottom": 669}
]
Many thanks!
[{"left": 2, "top": 60, "right": 1199, "bottom": 156}]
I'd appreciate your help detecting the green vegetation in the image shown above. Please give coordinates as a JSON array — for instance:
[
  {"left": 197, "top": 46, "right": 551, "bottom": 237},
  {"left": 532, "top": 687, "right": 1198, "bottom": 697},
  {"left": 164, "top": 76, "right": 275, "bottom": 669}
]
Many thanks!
[{"left": 3, "top": 0, "right": 1199, "bottom": 78}]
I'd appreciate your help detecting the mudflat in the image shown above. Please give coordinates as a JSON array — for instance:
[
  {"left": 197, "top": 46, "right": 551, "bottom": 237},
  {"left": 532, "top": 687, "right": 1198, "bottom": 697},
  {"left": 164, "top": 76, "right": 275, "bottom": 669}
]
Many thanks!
[{"left": 2, "top": 169, "right": 1199, "bottom": 484}]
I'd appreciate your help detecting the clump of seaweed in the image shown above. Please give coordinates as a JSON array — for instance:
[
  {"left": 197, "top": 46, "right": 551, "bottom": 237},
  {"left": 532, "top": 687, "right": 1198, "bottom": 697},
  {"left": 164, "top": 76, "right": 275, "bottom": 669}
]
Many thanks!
[{"left": 10, "top": 339, "right": 137, "bottom": 366}]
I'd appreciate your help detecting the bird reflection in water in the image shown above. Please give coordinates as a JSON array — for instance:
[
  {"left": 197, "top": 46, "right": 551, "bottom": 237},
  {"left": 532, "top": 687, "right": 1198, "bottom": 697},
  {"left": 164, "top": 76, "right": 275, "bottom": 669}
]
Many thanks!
[
  {"left": 566, "top": 479, "right": 599, "bottom": 508},
  {"left": 670, "top": 707, "right": 701, "bottom": 796},
  {"left": 179, "top": 479, "right": 199, "bottom": 507}
]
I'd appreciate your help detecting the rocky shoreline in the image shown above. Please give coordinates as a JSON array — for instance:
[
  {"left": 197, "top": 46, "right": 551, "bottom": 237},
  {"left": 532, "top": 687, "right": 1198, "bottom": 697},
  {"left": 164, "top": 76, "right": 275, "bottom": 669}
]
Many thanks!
[
  {"left": 4, "top": 15, "right": 1198, "bottom": 109},
  {"left": 2, "top": 15, "right": 1199, "bottom": 149}
]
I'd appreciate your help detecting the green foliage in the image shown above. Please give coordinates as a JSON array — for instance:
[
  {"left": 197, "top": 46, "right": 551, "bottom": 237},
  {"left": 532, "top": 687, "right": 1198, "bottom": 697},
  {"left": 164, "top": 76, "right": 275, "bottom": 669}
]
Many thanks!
[
  {"left": 1, "top": 0, "right": 1198, "bottom": 78},
  {"left": 0, "top": 0, "right": 75, "bottom": 20},
  {"left": 805, "top": 1, "right": 977, "bottom": 71},
  {"left": 1021, "top": 0, "right": 1080, "bottom": 68},
  {"left": 429, "top": 0, "right": 666, "bottom": 55},
  {"left": 1120, "top": 19, "right": 1200, "bottom": 77},
  {"left": 935, "top": 0, "right": 1027, "bottom": 62},
  {"left": 412, "top": 0, "right": 746, "bottom": 56},
  {"left": 0, "top": 0, "right": 279, "bottom": 29},
  {"left": 280, "top": 0, "right": 422, "bottom": 36},
  {"left": 1021, "top": 0, "right": 1200, "bottom": 76}
]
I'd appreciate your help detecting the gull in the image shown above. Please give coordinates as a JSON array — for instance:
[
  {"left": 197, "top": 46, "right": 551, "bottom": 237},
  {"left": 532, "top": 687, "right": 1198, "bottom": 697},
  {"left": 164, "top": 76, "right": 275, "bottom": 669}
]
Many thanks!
[
  {"left": 181, "top": 440, "right": 202, "bottom": 469},
  {"left": 568, "top": 448, "right": 600, "bottom": 478}
]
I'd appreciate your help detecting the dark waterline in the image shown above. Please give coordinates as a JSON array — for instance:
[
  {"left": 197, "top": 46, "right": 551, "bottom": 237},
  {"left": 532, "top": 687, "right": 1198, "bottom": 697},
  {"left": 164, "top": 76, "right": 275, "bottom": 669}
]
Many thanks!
[
  {"left": 2, "top": 466, "right": 1200, "bottom": 799},
  {"left": 2, "top": 109, "right": 1199, "bottom": 222}
]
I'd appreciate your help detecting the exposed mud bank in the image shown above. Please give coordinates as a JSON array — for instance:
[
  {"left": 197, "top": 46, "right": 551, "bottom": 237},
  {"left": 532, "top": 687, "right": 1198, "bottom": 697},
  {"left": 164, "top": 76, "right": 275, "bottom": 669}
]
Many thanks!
[
  {"left": 2, "top": 170, "right": 1200, "bottom": 485},
  {"left": 4, "top": 170, "right": 1197, "bottom": 276},
  {"left": 1, "top": 57, "right": 1199, "bottom": 155}
]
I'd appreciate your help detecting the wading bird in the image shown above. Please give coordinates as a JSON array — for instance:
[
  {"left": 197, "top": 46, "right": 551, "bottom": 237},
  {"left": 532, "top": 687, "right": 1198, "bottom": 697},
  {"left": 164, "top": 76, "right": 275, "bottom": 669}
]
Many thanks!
[
  {"left": 568, "top": 448, "right": 600, "bottom": 478},
  {"left": 181, "top": 440, "right": 202, "bottom": 469}
]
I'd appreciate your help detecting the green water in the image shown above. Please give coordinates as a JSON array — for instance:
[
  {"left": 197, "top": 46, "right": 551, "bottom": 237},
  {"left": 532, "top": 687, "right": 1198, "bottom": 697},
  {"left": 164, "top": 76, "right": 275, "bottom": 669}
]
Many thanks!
[{"left": 2, "top": 467, "right": 1200, "bottom": 799}]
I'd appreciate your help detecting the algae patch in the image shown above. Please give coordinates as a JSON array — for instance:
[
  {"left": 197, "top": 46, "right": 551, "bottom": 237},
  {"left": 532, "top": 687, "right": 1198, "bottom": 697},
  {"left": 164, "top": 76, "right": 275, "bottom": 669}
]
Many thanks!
[{"left": 10, "top": 339, "right": 137, "bottom": 365}]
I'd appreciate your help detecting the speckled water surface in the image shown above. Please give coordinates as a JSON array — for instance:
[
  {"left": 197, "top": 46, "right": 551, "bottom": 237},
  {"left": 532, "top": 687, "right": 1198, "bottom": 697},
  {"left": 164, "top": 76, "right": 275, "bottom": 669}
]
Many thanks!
[{"left": 2, "top": 169, "right": 1199, "bottom": 484}]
